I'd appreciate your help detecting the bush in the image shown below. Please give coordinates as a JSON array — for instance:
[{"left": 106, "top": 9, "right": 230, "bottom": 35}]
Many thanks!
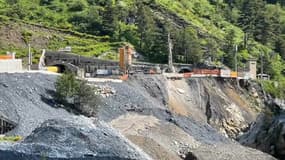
[
  {"left": 40, "top": 0, "right": 54, "bottom": 6},
  {"left": 55, "top": 72, "right": 79, "bottom": 101},
  {"left": 55, "top": 72, "right": 99, "bottom": 116},
  {"left": 68, "top": 0, "right": 87, "bottom": 12},
  {"left": 261, "top": 80, "right": 285, "bottom": 98}
]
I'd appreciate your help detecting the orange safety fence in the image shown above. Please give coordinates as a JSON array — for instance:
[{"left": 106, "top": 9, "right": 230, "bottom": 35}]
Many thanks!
[
  {"left": 193, "top": 69, "right": 220, "bottom": 75},
  {"left": 183, "top": 72, "right": 192, "bottom": 78}
]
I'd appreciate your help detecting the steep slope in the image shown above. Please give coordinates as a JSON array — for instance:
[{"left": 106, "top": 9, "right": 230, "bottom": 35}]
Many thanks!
[
  {"left": 95, "top": 75, "right": 276, "bottom": 159},
  {"left": 0, "top": 0, "right": 273, "bottom": 65},
  {"left": 0, "top": 73, "right": 276, "bottom": 160},
  {"left": 0, "top": 72, "right": 151, "bottom": 159},
  {"left": 0, "top": 18, "right": 123, "bottom": 63}
]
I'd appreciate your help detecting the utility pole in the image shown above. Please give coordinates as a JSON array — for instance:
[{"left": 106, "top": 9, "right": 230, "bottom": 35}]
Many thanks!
[
  {"left": 261, "top": 51, "right": 264, "bottom": 76},
  {"left": 235, "top": 45, "right": 238, "bottom": 73},
  {"left": 235, "top": 45, "right": 239, "bottom": 86},
  {"left": 168, "top": 32, "right": 175, "bottom": 73},
  {"left": 244, "top": 32, "right": 248, "bottom": 49},
  {"left": 28, "top": 44, "right": 31, "bottom": 71}
]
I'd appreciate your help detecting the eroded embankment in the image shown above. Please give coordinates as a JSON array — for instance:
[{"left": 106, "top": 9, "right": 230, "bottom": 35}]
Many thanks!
[
  {"left": 0, "top": 73, "right": 276, "bottom": 160},
  {"left": 98, "top": 75, "right": 275, "bottom": 160},
  {"left": 166, "top": 78, "right": 260, "bottom": 139}
]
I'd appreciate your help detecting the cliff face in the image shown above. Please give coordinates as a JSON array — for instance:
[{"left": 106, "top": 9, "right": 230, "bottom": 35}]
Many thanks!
[
  {"left": 166, "top": 78, "right": 259, "bottom": 139},
  {"left": 98, "top": 75, "right": 275, "bottom": 159},
  {"left": 238, "top": 97, "right": 285, "bottom": 159}
]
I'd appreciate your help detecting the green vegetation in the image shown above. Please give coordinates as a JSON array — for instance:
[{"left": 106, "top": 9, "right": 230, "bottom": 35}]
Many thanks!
[
  {"left": 55, "top": 72, "right": 99, "bottom": 116},
  {"left": 261, "top": 78, "right": 285, "bottom": 99},
  {"left": 1, "top": 0, "right": 285, "bottom": 97},
  {"left": 0, "top": 136, "right": 22, "bottom": 142}
]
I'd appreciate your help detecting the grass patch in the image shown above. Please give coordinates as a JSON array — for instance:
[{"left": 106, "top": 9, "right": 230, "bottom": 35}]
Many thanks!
[{"left": 0, "top": 136, "right": 22, "bottom": 142}]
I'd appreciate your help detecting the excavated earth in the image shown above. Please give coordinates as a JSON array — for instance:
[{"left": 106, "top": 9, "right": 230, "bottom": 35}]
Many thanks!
[{"left": 0, "top": 72, "right": 278, "bottom": 159}]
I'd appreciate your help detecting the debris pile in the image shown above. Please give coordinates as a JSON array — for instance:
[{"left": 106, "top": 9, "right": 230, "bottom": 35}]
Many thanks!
[{"left": 94, "top": 85, "right": 116, "bottom": 98}]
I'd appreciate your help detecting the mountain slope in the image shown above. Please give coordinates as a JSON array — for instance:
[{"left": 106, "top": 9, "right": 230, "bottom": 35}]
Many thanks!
[{"left": 0, "top": 0, "right": 285, "bottom": 97}]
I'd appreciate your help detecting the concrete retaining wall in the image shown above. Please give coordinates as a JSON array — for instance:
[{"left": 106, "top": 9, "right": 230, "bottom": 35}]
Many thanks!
[{"left": 0, "top": 60, "right": 22, "bottom": 72}]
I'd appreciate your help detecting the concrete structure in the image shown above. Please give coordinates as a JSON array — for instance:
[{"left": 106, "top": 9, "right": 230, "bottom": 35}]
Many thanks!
[
  {"left": 247, "top": 59, "right": 257, "bottom": 80},
  {"left": 0, "top": 59, "right": 22, "bottom": 73},
  {"left": 257, "top": 74, "right": 270, "bottom": 80},
  {"left": 44, "top": 51, "right": 119, "bottom": 77},
  {"left": 44, "top": 49, "right": 193, "bottom": 77}
]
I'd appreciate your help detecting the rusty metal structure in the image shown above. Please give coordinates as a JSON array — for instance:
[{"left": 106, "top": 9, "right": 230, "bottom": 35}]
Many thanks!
[{"left": 0, "top": 115, "right": 16, "bottom": 134}]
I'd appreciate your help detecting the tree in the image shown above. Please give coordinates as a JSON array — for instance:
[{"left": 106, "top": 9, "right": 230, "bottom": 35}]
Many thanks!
[
  {"left": 55, "top": 72, "right": 79, "bottom": 102},
  {"left": 136, "top": 2, "right": 156, "bottom": 51},
  {"left": 223, "top": 29, "right": 237, "bottom": 69},
  {"left": 74, "top": 80, "right": 99, "bottom": 116},
  {"left": 68, "top": 6, "right": 103, "bottom": 35},
  {"left": 174, "top": 27, "right": 203, "bottom": 64},
  {"left": 254, "top": 4, "right": 282, "bottom": 45},
  {"left": 55, "top": 72, "right": 99, "bottom": 116},
  {"left": 275, "top": 35, "right": 285, "bottom": 59},
  {"left": 67, "top": 0, "right": 87, "bottom": 12},
  {"left": 5, "top": 0, "right": 18, "bottom": 5},
  {"left": 238, "top": 0, "right": 266, "bottom": 38}
]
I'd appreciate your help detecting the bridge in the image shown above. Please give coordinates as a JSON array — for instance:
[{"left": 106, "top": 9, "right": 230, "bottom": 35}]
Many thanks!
[{"left": 43, "top": 51, "right": 192, "bottom": 75}]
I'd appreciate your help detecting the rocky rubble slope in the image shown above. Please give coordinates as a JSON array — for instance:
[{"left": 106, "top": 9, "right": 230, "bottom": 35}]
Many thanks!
[
  {"left": 0, "top": 73, "right": 277, "bottom": 160},
  {"left": 96, "top": 75, "right": 275, "bottom": 159},
  {"left": 0, "top": 118, "right": 151, "bottom": 160},
  {"left": 0, "top": 73, "right": 151, "bottom": 160}
]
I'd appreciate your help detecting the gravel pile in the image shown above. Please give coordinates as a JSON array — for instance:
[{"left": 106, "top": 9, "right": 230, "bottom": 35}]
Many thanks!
[
  {"left": 0, "top": 73, "right": 151, "bottom": 160},
  {"left": 0, "top": 73, "right": 73, "bottom": 136},
  {"left": 0, "top": 118, "right": 151, "bottom": 160}
]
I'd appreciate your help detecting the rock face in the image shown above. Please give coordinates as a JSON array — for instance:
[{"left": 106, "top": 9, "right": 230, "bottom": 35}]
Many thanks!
[
  {"left": 96, "top": 75, "right": 276, "bottom": 159},
  {"left": 239, "top": 114, "right": 285, "bottom": 159},
  {"left": 0, "top": 119, "right": 151, "bottom": 160}
]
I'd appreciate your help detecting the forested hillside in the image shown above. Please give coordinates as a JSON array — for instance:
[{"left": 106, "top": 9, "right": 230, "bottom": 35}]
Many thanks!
[{"left": 1, "top": 0, "right": 285, "bottom": 96}]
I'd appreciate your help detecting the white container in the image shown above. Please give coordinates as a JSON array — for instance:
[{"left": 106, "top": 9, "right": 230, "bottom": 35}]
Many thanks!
[
  {"left": 97, "top": 69, "right": 109, "bottom": 75},
  {"left": 112, "top": 70, "right": 120, "bottom": 75},
  {"left": 220, "top": 69, "right": 231, "bottom": 78}
]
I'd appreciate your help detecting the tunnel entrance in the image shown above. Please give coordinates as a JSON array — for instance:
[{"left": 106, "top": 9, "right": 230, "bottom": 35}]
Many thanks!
[
  {"left": 178, "top": 68, "right": 192, "bottom": 73},
  {"left": 53, "top": 64, "right": 66, "bottom": 73},
  {"left": 0, "top": 116, "right": 16, "bottom": 134}
]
